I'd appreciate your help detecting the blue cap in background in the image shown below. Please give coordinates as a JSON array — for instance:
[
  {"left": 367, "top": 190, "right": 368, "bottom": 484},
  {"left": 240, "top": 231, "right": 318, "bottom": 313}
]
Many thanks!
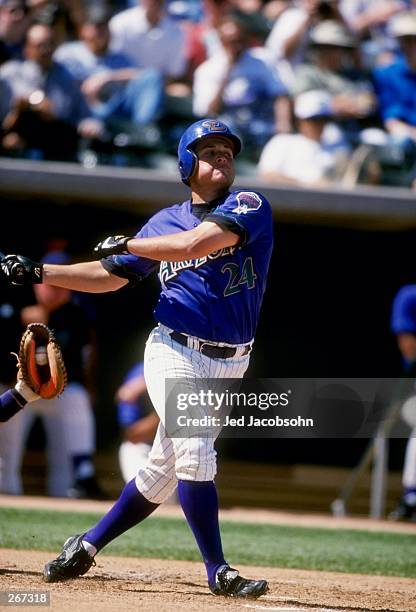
[{"left": 391, "top": 284, "right": 416, "bottom": 335}]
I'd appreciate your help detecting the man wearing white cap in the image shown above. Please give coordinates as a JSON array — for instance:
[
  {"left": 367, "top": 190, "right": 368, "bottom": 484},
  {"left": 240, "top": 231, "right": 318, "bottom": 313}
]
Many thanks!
[
  {"left": 373, "top": 11, "right": 416, "bottom": 145},
  {"left": 265, "top": 0, "right": 347, "bottom": 88},
  {"left": 257, "top": 89, "right": 348, "bottom": 185},
  {"left": 291, "top": 20, "right": 377, "bottom": 128}
]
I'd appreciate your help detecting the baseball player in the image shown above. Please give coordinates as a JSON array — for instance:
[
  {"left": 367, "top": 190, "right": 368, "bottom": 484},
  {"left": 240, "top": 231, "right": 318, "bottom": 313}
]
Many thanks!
[
  {"left": 0, "top": 118, "right": 273, "bottom": 598},
  {"left": 390, "top": 285, "right": 416, "bottom": 521}
]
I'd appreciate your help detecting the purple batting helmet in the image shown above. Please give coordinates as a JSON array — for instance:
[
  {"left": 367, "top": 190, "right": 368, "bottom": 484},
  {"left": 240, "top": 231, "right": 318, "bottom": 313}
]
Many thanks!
[{"left": 177, "top": 119, "right": 242, "bottom": 185}]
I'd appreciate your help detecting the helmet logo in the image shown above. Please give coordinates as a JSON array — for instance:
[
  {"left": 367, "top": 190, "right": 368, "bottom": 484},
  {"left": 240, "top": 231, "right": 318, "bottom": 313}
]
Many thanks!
[{"left": 200, "top": 120, "right": 227, "bottom": 132}]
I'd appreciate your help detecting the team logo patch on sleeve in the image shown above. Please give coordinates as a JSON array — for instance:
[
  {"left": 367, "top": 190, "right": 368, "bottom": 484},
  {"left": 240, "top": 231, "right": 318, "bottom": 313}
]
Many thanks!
[{"left": 232, "top": 192, "right": 263, "bottom": 214}]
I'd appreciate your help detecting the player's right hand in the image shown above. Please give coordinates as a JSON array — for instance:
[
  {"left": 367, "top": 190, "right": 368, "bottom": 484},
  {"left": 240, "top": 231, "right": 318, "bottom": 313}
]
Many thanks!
[
  {"left": 0, "top": 254, "right": 43, "bottom": 286},
  {"left": 93, "top": 235, "right": 132, "bottom": 257}
]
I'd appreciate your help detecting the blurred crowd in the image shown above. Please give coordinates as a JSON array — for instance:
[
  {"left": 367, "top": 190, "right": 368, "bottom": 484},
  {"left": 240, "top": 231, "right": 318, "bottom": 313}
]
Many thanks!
[{"left": 2, "top": 0, "right": 416, "bottom": 187}]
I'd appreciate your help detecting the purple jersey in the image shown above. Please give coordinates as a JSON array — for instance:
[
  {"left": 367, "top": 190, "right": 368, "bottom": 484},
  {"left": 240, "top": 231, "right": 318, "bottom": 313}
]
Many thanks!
[{"left": 102, "top": 190, "right": 273, "bottom": 344}]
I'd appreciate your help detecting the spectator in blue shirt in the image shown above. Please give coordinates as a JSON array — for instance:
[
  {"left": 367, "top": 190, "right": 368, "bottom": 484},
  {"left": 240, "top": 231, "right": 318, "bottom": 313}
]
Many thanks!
[
  {"left": 373, "top": 11, "right": 416, "bottom": 144},
  {"left": 193, "top": 15, "right": 291, "bottom": 154},
  {"left": 54, "top": 4, "right": 164, "bottom": 132},
  {"left": 0, "top": 22, "right": 103, "bottom": 159}
]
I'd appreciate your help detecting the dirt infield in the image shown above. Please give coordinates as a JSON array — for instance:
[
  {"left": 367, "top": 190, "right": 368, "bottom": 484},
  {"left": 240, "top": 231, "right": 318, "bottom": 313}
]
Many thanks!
[
  {"left": 1, "top": 496, "right": 415, "bottom": 612},
  {"left": 0, "top": 550, "right": 414, "bottom": 612}
]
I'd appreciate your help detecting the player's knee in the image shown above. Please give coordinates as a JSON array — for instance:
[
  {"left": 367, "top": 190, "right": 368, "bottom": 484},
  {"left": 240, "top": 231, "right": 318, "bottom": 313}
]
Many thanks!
[
  {"left": 176, "top": 463, "right": 217, "bottom": 481},
  {"left": 136, "top": 475, "right": 178, "bottom": 504},
  {"left": 174, "top": 437, "right": 217, "bottom": 481},
  {"left": 175, "top": 452, "right": 217, "bottom": 481},
  {"left": 135, "top": 458, "right": 178, "bottom": 503}
]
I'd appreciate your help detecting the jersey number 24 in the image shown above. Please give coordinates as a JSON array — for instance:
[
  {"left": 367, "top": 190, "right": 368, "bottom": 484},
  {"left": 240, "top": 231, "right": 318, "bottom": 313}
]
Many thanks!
[{"left": 221, "top": 257, "right": 257, "bottom": 297}]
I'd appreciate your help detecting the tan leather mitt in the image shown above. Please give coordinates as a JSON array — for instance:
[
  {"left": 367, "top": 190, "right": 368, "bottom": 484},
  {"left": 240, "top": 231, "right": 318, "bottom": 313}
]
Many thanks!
[{"left": 18, "top": 323, "right": 67, "bottom": 399}]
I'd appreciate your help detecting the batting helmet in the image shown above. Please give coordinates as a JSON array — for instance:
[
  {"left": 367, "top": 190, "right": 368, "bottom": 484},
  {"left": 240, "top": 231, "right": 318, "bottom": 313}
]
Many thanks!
[{"left": 178, "top": 119, "right": 242, "bottom": 185}]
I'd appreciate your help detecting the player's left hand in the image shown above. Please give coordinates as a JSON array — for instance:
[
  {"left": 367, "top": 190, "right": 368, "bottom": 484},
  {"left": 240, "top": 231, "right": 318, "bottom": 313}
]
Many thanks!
[
  {"left": 0, "top": 254, "right": 43, "bottom": 286},
  {"left": 93, "top": 235, "right": 132, "bottom": 257}
]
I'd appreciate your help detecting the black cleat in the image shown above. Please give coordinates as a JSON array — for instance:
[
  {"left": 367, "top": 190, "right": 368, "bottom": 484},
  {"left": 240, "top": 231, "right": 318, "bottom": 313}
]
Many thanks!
[
  {"left": 389, "top": 499, "right": 416, "bottom": 522},
  {"left": 210, "top": 565, "right": 269, "bottom": 598},
  {"left": 43, "top": 534, "right": 95, "bottom": 582}
]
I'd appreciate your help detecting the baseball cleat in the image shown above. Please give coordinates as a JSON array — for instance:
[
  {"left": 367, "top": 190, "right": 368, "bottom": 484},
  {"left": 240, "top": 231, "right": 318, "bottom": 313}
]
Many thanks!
[
  {"left": 210, "top": 565, "right": 269, "bottom": 598},
  {"left": 43, "top": 534, "right": 95, "bottom": 582}
]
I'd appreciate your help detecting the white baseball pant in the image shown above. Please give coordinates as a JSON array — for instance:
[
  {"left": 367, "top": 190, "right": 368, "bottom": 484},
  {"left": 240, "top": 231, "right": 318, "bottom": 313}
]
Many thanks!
[
  {"left": 136, "top": 324, "right": 251, "bottom": 504},
  {"left": 0, "top": 382, "right": 95, "bottom": 496}
]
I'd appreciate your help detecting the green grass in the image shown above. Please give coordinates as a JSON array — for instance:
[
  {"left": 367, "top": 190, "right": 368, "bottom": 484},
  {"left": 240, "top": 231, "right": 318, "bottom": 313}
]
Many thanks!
[{"left": 0, "top": 508, "right": 414, "bottom": 577}]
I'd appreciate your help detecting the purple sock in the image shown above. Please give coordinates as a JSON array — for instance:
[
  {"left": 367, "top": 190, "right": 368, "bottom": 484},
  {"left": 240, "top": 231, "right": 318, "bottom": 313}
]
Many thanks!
[
  {"left": 0, "top": 389, "right": 26, "bottom": 423},
  {"left": 84, "top": 479, "right": 158, "bottom": 551},
  {"left": 178, "top": 480, "right": 226, "bottom": 586}
]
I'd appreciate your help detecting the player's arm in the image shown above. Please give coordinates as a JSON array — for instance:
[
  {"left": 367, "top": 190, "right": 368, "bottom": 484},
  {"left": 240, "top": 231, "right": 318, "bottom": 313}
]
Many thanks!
[
  {"left": 0, "top": 256, "right": 128, "bottom": 292},
  {"left": 0, "top": 389, "right": 28, "bottom": 422},
  {"left": 95, "top": 222, "right": 240, "bottom": 263},
  {"left": 43, "top": 261, "right": 128, "bottom": 292},
  {"left": 126, "top": 222, "right": 239, "bottom": 261},
  {"left": 123, "top": 412, "right": 159, "bottom": 444},
  {"left": 116, "top": 374, "right": 148, "bottom": 403}
]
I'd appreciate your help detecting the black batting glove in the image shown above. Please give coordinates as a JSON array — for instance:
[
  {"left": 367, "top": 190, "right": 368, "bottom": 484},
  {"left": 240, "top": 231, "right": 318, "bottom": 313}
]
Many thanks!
[
  {"left": 1, "top": 254, "right": 43, "bottom": 286},
  {"left": 93, "top": 235, "right": 132, "bottom": 257}
]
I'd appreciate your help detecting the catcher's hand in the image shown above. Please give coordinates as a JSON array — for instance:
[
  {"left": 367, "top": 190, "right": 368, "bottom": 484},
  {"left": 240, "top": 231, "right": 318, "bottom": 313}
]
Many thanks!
[
  {"left": 16, "top": 323, "right": 67, "bottom": 399},
  {"left": 1, "top": 254, "right": 43, "bottom": 286},
  {"left": 93, "top": 235, "right": 132, "bottom": 257}
]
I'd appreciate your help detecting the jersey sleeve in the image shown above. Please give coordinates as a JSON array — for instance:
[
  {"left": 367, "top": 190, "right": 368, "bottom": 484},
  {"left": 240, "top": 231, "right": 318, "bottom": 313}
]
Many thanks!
[
  {"left": 204, "top": 191, "right": 272, "bottom": 247},
  {"left": 100, "top": 222, "right": 159, "bottom": 284}
]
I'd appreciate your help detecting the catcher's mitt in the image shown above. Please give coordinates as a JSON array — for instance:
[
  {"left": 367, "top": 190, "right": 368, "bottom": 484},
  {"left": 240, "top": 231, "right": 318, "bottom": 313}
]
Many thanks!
[{"left": 18, "top": 323, "right": 67, "bottom": 399}]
